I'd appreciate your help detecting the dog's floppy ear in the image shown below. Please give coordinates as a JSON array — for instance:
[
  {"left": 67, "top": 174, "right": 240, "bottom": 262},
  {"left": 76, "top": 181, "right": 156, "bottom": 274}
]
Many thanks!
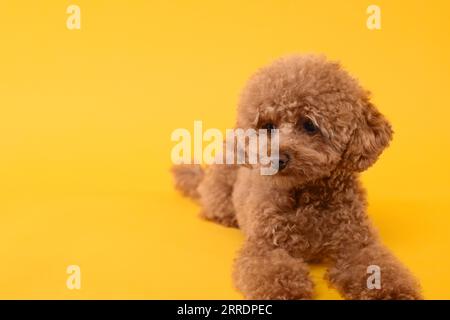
[{"left": 343, "top": 102, "right": 393, "bottom": 172}]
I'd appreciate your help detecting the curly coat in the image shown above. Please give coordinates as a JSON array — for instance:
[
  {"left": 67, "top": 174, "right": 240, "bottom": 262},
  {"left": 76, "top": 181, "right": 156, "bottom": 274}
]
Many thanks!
[{"left": 172, "top": 54, "right": 422, "bottom": 300}]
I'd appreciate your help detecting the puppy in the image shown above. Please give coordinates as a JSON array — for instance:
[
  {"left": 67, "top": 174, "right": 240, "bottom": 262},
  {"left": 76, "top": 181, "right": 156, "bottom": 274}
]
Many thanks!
[{"left": 172, "top": 55, "right": 421, "bottom": 299}]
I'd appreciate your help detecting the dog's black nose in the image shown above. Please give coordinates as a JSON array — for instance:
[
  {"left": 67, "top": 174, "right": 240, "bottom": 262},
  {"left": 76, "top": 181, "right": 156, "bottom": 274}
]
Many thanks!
[{"left": 278, "top": 153, "right": 290, "bottom": 171}]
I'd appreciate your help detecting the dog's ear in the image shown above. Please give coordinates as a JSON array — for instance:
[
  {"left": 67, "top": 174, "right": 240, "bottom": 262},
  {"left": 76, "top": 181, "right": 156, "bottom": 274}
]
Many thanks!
[{"left": 343, "top": 102, "right": 393, "bottom": 172}]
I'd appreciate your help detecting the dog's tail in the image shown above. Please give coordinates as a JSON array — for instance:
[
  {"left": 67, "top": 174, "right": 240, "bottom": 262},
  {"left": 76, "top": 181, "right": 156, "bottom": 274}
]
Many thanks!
[{"left": 171, "top": 164, "right": 204, "bottom": 200}]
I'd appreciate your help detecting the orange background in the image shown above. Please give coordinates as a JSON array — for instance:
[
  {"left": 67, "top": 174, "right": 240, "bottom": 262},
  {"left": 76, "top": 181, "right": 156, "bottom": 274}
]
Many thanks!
[{"left": 0, "top": 0, "right": 449, "bottom": 299}]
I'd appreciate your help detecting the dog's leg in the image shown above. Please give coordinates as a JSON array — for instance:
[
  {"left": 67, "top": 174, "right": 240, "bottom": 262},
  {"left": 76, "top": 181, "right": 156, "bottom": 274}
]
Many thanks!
[
  {"left": 197, "top": 164, "right": 238, "bottom": 228},
  {"left": 233, "top": 240, "right": 314, "bottom": 299},
  {"left": 326, "top": 241, "right": 422, "bottom": 299}
]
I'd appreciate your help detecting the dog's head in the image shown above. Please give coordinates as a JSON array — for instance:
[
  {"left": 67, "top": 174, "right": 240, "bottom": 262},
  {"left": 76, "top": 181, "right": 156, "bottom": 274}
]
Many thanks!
[{"left": 236, "top": 55, "right": 392, "bottom": 186}]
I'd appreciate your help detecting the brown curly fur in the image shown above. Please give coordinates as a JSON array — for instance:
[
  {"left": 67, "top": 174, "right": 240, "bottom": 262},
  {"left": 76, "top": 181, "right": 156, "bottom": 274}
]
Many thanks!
[{"left": 172, "top": 54, "right": 422, "bottom": 300}]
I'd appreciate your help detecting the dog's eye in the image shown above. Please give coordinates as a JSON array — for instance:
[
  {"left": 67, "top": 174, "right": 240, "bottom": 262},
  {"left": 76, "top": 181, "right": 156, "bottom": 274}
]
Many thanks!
[
  {"left": 261, "top": 123, "right": 276, "bottom": 131},
  {"left": 302, "top": 119, "right": 318, "bottom": 135}
]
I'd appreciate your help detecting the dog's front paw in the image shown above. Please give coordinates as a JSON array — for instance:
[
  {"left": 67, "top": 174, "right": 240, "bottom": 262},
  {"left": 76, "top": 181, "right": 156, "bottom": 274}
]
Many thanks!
[
  {"left": 358, "top": 281, "right": 423, "bottom": 300},
  {"left": 233, "top": 248, "right": 313, "bottom": 300}
]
